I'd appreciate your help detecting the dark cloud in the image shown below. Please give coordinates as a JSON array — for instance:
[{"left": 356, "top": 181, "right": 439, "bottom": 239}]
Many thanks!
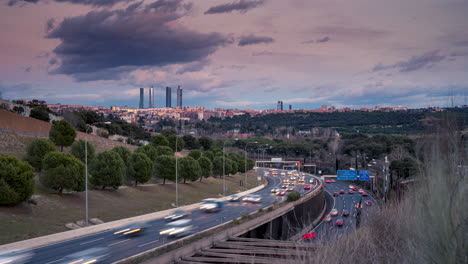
[
  {"left": 372, "top": 50, "right": 446, "bottom": 73},
  {"left": 46, "top": 0, "right": 230, "bottom": 81},
  {"left": 317, "top": 36, "right": 330, "bottom": 43},
  {"left": 24, "top": 66, "right": 32, "bottom": 72},
  {"left": 205, "top": 0, "right": 264, "bottom": 15},
  {"left": 8, "top": 0, "right": 134, "bottom": 7},
  {"left": 7, "top": 0, "right": 39, "bottom": 6},
  {"left": 238, "top": 35, "right": 274, "bottom": 46},
  {"left": 48, "top": 58, "right": 57, "bottom": 65},
  {"left": 311, "top": 26, "right": 389, "bottom": 39}
]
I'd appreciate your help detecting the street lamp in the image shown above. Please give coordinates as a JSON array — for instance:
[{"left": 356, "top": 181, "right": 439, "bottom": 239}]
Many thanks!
[
  {"left": 244, "top": 141, "right": 257, "bottom": 190},
  {"left": 85, "top": 121, "right": 111, "bottom": 226},
  {"left": 175, "top": 136, "right": 179, "bottom": 207}
]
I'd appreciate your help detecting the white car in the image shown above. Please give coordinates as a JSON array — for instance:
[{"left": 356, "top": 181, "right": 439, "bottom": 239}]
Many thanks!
[
  {"left": 330, "top": 209, "right": 338, "bottom": 216},
  {"left": 309, "top": 179, "right": 315, "bottom": 184},
  {"left": 244, "top": 194, "right": 262, "bottom": 203},
  {"left": 159, "top": 219, "right": 193, "bottom": 237},
  {"left": 271, "top": 187, "right": 280, "bottom": 193}
]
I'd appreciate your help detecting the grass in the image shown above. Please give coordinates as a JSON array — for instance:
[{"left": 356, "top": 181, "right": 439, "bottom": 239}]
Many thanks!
[{"left": 0, "top": 171, "right": 261, "bottom": 245}]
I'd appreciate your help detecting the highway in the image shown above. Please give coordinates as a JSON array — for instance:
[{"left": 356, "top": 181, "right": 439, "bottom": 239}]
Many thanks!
[
  {"left": 9, "top": 168, "right": 319, "bottom": 264},
  {"left": 305, "top": 177, "right": 376, "bottom": 242}
]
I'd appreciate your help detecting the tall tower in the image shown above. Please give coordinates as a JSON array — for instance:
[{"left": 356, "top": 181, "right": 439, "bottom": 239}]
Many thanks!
[
  {"left": 139, "top": 88, "right": 144, "bottom": 109},
  {"left": 289, "top": 104, "right": 292, "bottom": 110},
  {"left": 177, "top": 86, "right": 182, "bottom": 108},
  {"left": 148, "top": 87, "right": 154, "bottom": 108},
  {"left": 277, "top": 101, "right": 283, "bottom": 111},
  {"left": 166, "top": 87, "right": 172, "bottom": 108}
]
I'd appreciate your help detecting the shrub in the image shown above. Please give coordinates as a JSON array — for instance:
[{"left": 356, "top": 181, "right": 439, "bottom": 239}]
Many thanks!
[
  {"left": 150, "top": 134, "right": 169, "bottom": 148},
  {"left": 135, "top": 145, "right": 157, "bottom": 161},
  {"left": 287, "top": 191, "right": 300, "bottom": 202},
  {"left": 127, "top": 152, "right": 153, "bottom": 186},
  {"left": 90, "top": 151, "right": 125, "bottom": 189},
  {"left": 41, "top": 152, "right": 85, "bottom": 193},
  {"left": 25, "top": 138, "right": 56, "bottom": 171},
  {"left": 71, "top": 140, "right": 95, "bottom": 163},
  {"left": 0, "top": 154, "right": 34, "bottom": 205}
]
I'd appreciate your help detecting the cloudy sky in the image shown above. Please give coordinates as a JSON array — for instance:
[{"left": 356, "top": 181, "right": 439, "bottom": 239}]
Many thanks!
[{"left": 0, "top": 0, "right": 467, "bottom": 109}]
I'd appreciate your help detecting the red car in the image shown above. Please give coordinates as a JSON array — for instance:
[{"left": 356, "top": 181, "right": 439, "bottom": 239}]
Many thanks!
[
  {"left": 348, "top": 190, "right": 355, "bottom": 194},
  {"left": 331, "top": 180, "right": 336, "bottom": 183},
  {"left": 355, "top": 203, "right": 363, "bottom": 208},
  {"left": 334, "top": 218, "right": 344, "bottom": 226},
  {"left": 342, "top": 209, "right": 350, "bottom": 216},
  {"left": 361, "top": 192, "right": 369, "bottom": 197},
  {"left": 365, "top": 201, "right": 373, "bottom": 206},
  {"left": 339, "top": 190, "right": 346, "bottom": 194},
  {"left": 277, "top": 191, "right": 286, "bottom": 196},
  {"left": 352, "top": 187, "right": 359, "bottom": 191},
  {"left": 302, "top": 232, "right": 316, "bottom": 240},
  {"left": 303, "top": 185, "right": 311, "bottom": 190},
  {"left": 325, "top": 180, "right": 333, "bottom": 183},
  {"left": 332, "top": 192, "right": 339, "bottom": 196}
]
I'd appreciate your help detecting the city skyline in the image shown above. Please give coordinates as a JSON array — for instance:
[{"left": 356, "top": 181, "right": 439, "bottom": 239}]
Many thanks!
[{"left": 0, "top": 0, "right": 467, "bottom": 109}]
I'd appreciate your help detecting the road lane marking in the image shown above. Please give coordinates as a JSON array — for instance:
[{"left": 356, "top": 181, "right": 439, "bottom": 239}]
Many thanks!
[
  {"left": 138, "top": 240, "right": 159, "bottom": 248},
  {"left": 79, "top": 237, "right": 104, "bottom": 245},
  {"left": 108, "top": 238, "right": 130, "bottom": 246},
  {"left": 44, "top": 258, "right": 64, "bottom": 264}
]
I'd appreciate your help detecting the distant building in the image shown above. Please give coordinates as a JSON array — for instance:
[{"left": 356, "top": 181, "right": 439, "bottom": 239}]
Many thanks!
[
  {"left": 177, "top": 86, "right": 182, "bottom": 108},
  {"left": 321, "top": 105, "right": 327, "bottom": 111},
  {"left": 277, "top": 101, "right": 283, "bottom": 111},
  {"left": 289, "top": 104, "right": 292, "bottom": 110},
  {"left": 139, "top": 88, "right": 144, "bottom": 109},
  {"left": 166, "top": 87, "right": 172, "bottom": 108},
  {"left": 148, "top": 87, "right": 155, "bottom": 108}
]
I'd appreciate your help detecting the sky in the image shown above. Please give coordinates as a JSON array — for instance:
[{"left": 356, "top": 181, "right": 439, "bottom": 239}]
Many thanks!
[{"left": 0, "top": 0, "right": 467, "bottom": 109}]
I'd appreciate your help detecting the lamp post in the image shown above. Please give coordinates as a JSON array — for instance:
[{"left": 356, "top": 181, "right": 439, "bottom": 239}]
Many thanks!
[
  {"left": 175, "top": 136, "right": 179, "bottom": 207},
  {"left": 85, "top": 121, "right": 111, "bottom": 226},
  {"left": 244, "top": 142, "right": 257, "bottom": 191}
]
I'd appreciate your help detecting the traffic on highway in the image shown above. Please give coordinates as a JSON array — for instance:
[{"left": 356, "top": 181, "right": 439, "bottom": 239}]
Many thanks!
[{"left": 1, "top": 168, "right": 320, "bottom": 264}]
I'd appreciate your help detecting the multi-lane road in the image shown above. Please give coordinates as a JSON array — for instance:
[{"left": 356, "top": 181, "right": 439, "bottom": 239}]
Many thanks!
[{"left": 5, "top": 168, "right": 319, "bottom": 264}]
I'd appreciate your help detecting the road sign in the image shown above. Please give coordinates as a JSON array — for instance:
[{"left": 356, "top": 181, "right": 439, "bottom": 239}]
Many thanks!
[
  {"left": 359, "top": 170, "right": 370, "bottom": 181},
  {"left": 337, "top": 170, "right": 357, "bottom": 180}
]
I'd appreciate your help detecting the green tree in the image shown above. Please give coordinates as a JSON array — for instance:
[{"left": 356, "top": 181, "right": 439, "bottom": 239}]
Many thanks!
[
  {"left": 167, "top": 135, "right": 185, "bottom": 152},
  {"left": 40, "top": 152, "right": 85, "bottom": 194},
  {"left": 212, "top": 157, "right": 223, "bottom": 177},
  {"left": 224, "top": 158, "right": 235, "bottom": 175},
  {"left": 287, "top": 191, "right": 300, "bottom": 202},
  {"left": 188, "top": 149, "right": 202, "bottom": 160},
  {"left": 135, "top": 145, "right": 157, "bottom": 162},
  {"left": 127, "top": 152, "right": 153, "bottom": 186},
  {"left": 13, "top": 106, "right": 24, "bottom": 115},
  {"left": 178, "top": 157, "right": 201, "bottom": 183},
  {"left": 247, "top": 158, "right": 255, "bottom": 171},
  {"left": 90, "top": 151, "right": 125, "bottom": 189},
  {"left": 198, "top": 136, "right": 213, "bottom": 150},
  {"left": 71, "top": 140, "right": 95, "bottom": 163},
  {"left": 203, "top": 150, "right": 215, "bottom": 161},
  {"left": 151, "top": 134, "right": 169, "bottom": 148},
  {"left": 198, "top": 156, "right": 213, "bottom": 182},
  {"left": 30, "top": 106, "right": 50, "bottom": 122},
  {"left": 161, "top": 128, "right": 177, "bottom": 137},
  {"left": 182, "top": 135, "right": 199, "bottom": 150},
  {"left": 111, "top": 146, "right": 132, "bottom": 165},
  {"left": 49, "top": 120, "right": 76, "bottom": 151},
  {"left": 155, "top": 146, "right": 174, "bottom": 156},
  {"left": 0, "top": 154, "right": 34, "bottom": 205},
  {"left": 25, "top": 138, "right": 56, "bottom": 171},
  {"left": 154, "top": 155, "right": 176, "bottom": 184}
]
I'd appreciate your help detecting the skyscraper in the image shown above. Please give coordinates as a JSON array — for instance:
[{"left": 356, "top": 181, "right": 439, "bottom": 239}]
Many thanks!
[
  {"left": 177, "top": 86, "right": 182, "bottom": 108},
  {"left": 289, "top": 104, "right": 292, "bottom": 110},
  {"left": 277, "top": 100, "right": 283, "bottom": 111},
  {"left": 139, "top": 88, "right": 144, "bottom": 109},
  {"left": 166, "top": 87, "right": 172, "bottom": 107},
  {"left": 148, "top": 87, "right": 154, "bottom": 108}
]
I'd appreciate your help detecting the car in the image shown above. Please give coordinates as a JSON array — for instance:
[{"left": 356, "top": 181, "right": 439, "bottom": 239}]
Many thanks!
[
  {"left": 159, "top": 219, "right": 193, "bottom": 237},
  {"left": 298, "top": 180, "right": 305, "bottom": 184},
  {"left": 113, "top": 222, "right": 151, "bottom": 236},
  {"left": 325, "top": 180, "right": 333, "bottom": 183},
  {"left": 164, "top": 209, "right": 191, "bottom": 221},
  {"left": 361, "top": 192, "right": 369, "bottom": 197},
  {"left": 331, "top": 180, "right": 336, "bottom": 183},
  {"left": 352, "top": 187, "right": 359, "bottom": 191},
  {"left": 358, "top": 189, "right": 365, "bottom": 193},
  {"left": 286, "top": 186, "right": 294, "bottom": 192},
  {"left": 249, "top": 194, "right": 262, "bottom": 203},
  {"left": 200, "top": 198, "right": 223, "bottom": 212},
  {"left": 342, "top": 209, "right": 350, "bottom": 217},
  {"left": 309, "top": 179, "right": 315, "bottom": 184},
  {"left": 339, "top": 190, "right": 346, "bottom": 194},
  {"left": 281, "top": 185, "right": 288, "bottom": 189},
  {"left": 348, "top": 190, "right": 355, "bottom": 194},
  {"left": 301, "top": 232, "right": 317, "bottom": 240},
  {"left": 303, "top": 185, "right": 311, "bottom": 190},
  {"left": 283, "top": 179, "right": 289, "bottom": 184},
  {"left": 227, "top": 194, "right": 242, "bottom": 202},
  {"left": 322, "top": 215, "right": 332, "bottom": 222},
  {"left": 289, "top": 182, "right": 295, "bottom": 186},
  {"left": 330, "top": 209, "right": 338, "bottom": 216},
  {"left": 334, "top": 218, "right": 344, "bottom": 227},
  {"left": 59, "top": 247, "right": 110, "bottom": 264},
  {"left": 0, "top": 251, "right": 33, "bottom": 264},
  {"left": 349, "top": 185, "right": 355, "bottom": 189},
  {"left": 355, "top": 203, "right": 363, "bottom": 208},
  {"left": 242, "top": 194, "right": 254, "bottom": 202},
  {"left": 332, "top": 192, "right": 339, "bottom": 196},
  {"left": 280, "top": 172, "right": 286, "bottom": 176},
  {"left": 271, "top": 188, "right": 280, "bottom": 193},
  {"left": 277, "top": 190, "right": 286, "bottom": 196},
  {"left": 365, "top": 201, "right": 373, "bottom": 206}
]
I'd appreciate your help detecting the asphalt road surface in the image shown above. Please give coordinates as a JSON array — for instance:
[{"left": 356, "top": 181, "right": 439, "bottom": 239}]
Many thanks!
[{"left": 8, "top": 169, "right": 319, "bottom": 264}]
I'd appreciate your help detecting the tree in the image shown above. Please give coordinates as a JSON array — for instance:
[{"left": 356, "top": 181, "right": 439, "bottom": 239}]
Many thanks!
[
  {"left": 246, "top": 158, "right": 255, "bottom": 171},
  {"left": 230, "top": 159, "right": 239, "bottom": 175},
  {"left": 30, "top": 107, "right": 50, "bottom": 122},
  {"left": 151, "top": 134, "right": 169, "bottom": 148},
  {"left": 25, "top": 138, "right": 56, "bottom": 171},
  {"left": 224, "top": 158, "right": 235, "bottom": 175},
  {"left": 203, "top": 150, "right": 215, "bottom": 161},
  {"left": 49, "top": 120, "right": 76, "bottom": 151},
  {"left": 198, "top": 156, "right": 213, "bottom": 181},
  {"left": 212, "top": 157, "right": 223, "bottom": 177},
  {"left": 127, "top": 153, "right": 153, "bottom": 186},
  {"left": 111, "top": 146, "right": 132, "bottom": 166},
  {"left": 135, "top": 145, "right": 157, "bottom": 162},
  {"left": 13, "top": 106, "right": 24, "bottom": 115},
  {"left": 287, "top": 191, "right": 300, "bottom": 202},
  {"left": 188, "top": 149, "right": 202, "bottom": 160},
  {"left": 182, "top": 135, "right": 199, "bottom": 150},
  {"left": 0, "top": 154, "right": 34, "bottom": 205},
  {"left": 40, "top": 152, "right": 85, "bottom": 194},
  {"left": 161, "top": 128, "right": 177, "bottom": 137},
  {"left": 155, "top": 146, "right": 174, "bottom": 156},
  {"left": 167, "top": 135, "right": 185, "bottom": 152},
  {"left": 153, "top": 155, "right": 176, "bottom": 184},
  {"left": 71, "top": 140, "right": 95, "bottom": 163},
  {"left": 178, "top": 157, "right": 201, "bottom": 183},
  {"left": 198, "top": 136, "right": 213, "bottom": 150},
  {"left": 90, "top": 151, "right": 125, "bottom": 189}
]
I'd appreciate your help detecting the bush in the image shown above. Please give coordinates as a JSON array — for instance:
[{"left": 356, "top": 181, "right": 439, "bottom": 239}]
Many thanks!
[
  {"left": 127, "top": 152, "right": 153, "bottom": 186},
  {"left": 135, "top": 145, "right": 157, "bottom": 162},
  {"left": 150, "top": 134, "right": 169, "bottom": 148},
  {"left": 25, "top": 138, "right": 56, "bottom": 171},
  {"left": 30, "top": 106, "right": 50, "bottom": 122},
  {"left": 178, "top": 156, "right": 202, "bottom": 183},
  {"left": 188, "top": 149, "right": 202, "bottom": 160},
  {"left": 167, "top": 135, "right": 185, "bottom": 152},
  {"left": 41, "top": 152, "right": 85, "bottom": 193},
  {"left": 287, "top": 191, "right": 300, "bottom": 202},
  {"left": 90, "top": 151, "right": 125, "bottom": 189},
  {"left": 0, "top": 154, "right": 34, "bottom": 205},
  {"left": 49, "top": 120, "right": 76, "bottom": 151},
  {"left": 71, "top": 140, "right": 95, "bottom": 163},
  {"left": 155, "top": 146, "right": 174, "bottom": 156},
  {"left": 198, "top": 156, "right": 213, "bottom": 181},
  {"left": 153, "top": 155, "right": 176, "bottom": 184}
]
